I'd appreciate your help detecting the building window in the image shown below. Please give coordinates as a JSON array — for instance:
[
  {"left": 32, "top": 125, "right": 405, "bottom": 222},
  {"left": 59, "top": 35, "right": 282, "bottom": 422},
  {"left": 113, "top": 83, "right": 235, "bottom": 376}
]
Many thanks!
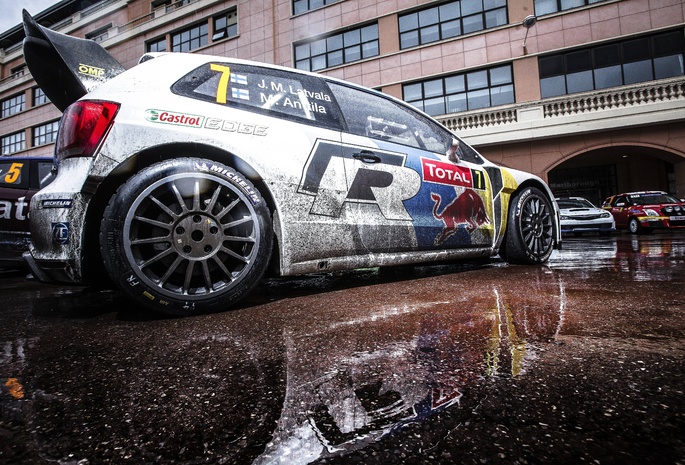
[
  {"left": 534, "top": 0, "right": 608, "bottom": 17},
  {"left": 539, "top": 30, "right": 685, "bottom": 98},
  {"left": 399, "top": 0, "right": 507, "bottom": 49},
  {"left": 171, "top": 22, "right": 208, "bottom": 52},
  {"left": 212, "top": 9, "right": 238, "bottom": 41},
  {"left": 147, "top": 36, "right": 167, "bottom": 53},
  {"left": 85, "top": 23, "right": 111, "bottom": 43},
  {"left": 1, "top": 93, "right": 25, "bottom": 118},
  {"left": 33, "top": 87, "right": 50, "bottom": 106},
  {"left": 10, "top": 65, "right": 26, "bottom": 79},
  {"left": 403, "top": 64, "right": 515, "bottom": 116},
  {"left": 292, "top": 0, "right": 341, "bottom": 15},
  {"left": 33, "top": 121, "right": 60, "bottom": 147},
  {"left": 1, "top": 131, "right": 26, "bottom": 155},
  {"left": 152, "top": 0, "right": 194, "bottom": 13},
  {"left": 294, "top": 24, "right": 379, "bottom": 71}
]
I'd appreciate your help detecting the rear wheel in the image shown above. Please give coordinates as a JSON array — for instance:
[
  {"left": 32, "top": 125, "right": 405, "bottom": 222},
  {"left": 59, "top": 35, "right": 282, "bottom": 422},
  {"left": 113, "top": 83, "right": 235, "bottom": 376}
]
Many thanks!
[
  {"left": 100, "top": 158, "right": 272, "bottom": 316},
  {"left": 502, "top": 187, "right": 555, "bottom": 264}
]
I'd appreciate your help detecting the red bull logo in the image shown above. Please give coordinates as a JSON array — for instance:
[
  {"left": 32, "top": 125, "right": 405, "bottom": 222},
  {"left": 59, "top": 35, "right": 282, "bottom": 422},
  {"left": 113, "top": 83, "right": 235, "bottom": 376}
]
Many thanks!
[{"left": 431, "top": 190, "right": 490, "bottom": 245}]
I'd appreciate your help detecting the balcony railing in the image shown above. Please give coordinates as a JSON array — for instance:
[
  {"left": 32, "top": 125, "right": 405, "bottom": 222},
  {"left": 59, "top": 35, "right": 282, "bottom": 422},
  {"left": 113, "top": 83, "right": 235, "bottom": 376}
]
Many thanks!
[{"left": 438, "top": 76, "right": 685, "bottom": 134}]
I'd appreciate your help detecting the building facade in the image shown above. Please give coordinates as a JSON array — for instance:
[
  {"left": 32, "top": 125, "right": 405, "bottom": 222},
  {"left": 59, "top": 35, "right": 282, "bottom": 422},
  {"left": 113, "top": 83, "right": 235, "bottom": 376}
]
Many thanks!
[{"left": 1, "top": 0, "right": 684, "bottom": 204}]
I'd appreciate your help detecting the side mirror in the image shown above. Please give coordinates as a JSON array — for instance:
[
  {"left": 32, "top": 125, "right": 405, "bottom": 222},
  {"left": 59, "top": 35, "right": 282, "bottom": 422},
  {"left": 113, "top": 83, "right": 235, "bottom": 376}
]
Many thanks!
[{"left": 446, "top": 138, "right": 460, "bottom": 163}]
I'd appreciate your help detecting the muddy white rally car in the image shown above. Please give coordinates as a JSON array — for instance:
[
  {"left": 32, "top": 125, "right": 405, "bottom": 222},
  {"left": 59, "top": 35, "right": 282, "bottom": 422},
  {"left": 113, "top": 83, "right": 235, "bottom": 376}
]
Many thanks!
[{"left": 21, "top": 11, "right": 560, "bottom": 316}]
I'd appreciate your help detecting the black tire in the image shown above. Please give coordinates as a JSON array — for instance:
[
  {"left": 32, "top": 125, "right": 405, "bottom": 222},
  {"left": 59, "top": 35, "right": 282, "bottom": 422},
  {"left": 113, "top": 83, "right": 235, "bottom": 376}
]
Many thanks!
[
  {"left": 100, "top": 158, "right": 272, "bottom": 316},
  {"left": 502, "top": 186, "right": 555, "bottom": 264}
]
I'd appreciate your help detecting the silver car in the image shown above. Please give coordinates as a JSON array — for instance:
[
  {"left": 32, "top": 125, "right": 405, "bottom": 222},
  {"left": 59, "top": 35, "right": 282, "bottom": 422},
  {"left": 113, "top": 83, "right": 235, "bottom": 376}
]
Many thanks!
[{"left": 556, "top": 197, "right": 615, "bottom": 236}]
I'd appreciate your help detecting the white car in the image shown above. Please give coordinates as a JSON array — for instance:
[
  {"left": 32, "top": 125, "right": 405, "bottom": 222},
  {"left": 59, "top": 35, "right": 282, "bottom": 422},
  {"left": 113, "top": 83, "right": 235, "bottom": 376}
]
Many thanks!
[
  {"left": 21, "top": 11, "right": 560, "bottom": 316},
  {"left": 556, "top": 197, "right": 615, "bottom": 236}
]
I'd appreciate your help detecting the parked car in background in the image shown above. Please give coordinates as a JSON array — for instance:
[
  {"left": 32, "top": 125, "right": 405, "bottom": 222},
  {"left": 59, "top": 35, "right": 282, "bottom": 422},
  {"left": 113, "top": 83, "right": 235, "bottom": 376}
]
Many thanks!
[
  {"left": 556, "top": 197, "right": 615, "bottom": 236},
  {"left": 0, "top": 156, "right": 55, "bottom": 269},
  {"left": 602, "top": 191, "right": 685, "bottom": 234},
  {"left": 20, "top": 11, "right": 560, "bottom": 316}
]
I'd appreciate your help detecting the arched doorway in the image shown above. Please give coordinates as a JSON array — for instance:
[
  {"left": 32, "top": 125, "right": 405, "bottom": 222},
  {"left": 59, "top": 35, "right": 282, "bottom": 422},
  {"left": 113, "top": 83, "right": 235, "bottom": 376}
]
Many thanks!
[{"left": 547, "top": 145, "right": 684, "bottom": 206}]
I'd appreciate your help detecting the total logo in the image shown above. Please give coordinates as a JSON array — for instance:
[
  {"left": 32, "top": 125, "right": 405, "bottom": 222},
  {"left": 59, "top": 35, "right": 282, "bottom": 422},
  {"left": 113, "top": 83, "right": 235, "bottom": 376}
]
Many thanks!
[{"left": 145, "top": 109, "right": 204, "bottom": 128}]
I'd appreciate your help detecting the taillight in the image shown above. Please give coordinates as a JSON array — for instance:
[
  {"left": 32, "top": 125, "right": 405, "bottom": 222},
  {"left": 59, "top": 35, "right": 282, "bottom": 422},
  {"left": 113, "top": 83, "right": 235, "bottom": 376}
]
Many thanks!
[{"left": 56, "top": 100, "right": 120, "bottom": 161}]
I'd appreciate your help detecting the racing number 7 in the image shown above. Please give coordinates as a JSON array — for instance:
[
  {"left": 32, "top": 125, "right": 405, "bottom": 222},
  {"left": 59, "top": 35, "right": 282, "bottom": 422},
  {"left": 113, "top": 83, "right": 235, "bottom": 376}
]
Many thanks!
[{"left": 210, "top": 64, "right": 231, "bottom": 104}]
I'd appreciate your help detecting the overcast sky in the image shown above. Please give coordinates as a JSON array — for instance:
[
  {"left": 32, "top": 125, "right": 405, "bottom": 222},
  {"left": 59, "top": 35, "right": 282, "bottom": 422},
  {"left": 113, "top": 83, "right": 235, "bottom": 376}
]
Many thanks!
[{"left": 1, "top": 0, "right": 60, "bottom": 35}]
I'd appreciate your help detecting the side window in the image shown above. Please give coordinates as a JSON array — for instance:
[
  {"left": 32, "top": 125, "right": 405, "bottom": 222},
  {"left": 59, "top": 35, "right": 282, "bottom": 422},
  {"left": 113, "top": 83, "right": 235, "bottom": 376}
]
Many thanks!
[
  {"left": 0, "top": 161, "right": 29, "bottom": 189},
  {"left": 37, "top": 161, "right": 56, "bottom": 189},
  {"left": 171, "top": 63, "right": 343, "bottom": 130},
  {"left": 328, "top": 82, "right": 451, "bottom": 153},
  {"left": 327, "top": 82, "right": 484, "bottom": 164},
  {"left": 614, "top": 195, "right": 628, "bottom": 206}
]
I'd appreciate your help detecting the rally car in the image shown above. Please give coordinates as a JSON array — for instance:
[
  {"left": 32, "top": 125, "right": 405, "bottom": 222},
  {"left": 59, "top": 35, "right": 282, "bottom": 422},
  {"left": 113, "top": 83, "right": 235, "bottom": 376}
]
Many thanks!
[
  {"left": 602, "top": 191, "right": 685, "bottom": 234},
  {"left": 556, "top": 197, "right": 615, "bottom": 236},
  {"left": 0, "top": 155, "right": 55, "bottom": 269},
  {"left": 21, "top": 11, "right": 560, "bottom": 316}
]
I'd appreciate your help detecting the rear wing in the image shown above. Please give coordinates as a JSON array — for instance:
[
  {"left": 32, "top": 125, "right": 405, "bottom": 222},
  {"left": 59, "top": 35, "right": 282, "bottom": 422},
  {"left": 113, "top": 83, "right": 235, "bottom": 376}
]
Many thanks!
[{"left": 22, "top": 10, "right": 125, "bottom": 112}]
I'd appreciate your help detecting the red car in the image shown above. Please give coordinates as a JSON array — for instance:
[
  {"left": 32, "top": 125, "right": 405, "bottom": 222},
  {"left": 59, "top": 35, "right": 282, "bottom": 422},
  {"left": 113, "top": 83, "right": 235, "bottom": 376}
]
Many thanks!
[
  {"left": 0, "top": 156, "right": 55, "bottom": 269},
  {"left": 602, "top": 191, "right": 685, "bottom": 234}
]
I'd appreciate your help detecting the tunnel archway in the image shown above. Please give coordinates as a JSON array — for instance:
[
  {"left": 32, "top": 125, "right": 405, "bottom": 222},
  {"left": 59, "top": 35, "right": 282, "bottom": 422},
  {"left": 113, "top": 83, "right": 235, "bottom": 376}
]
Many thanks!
[{"left": 546, "top": 144, "right": 685, "bottom": 206}]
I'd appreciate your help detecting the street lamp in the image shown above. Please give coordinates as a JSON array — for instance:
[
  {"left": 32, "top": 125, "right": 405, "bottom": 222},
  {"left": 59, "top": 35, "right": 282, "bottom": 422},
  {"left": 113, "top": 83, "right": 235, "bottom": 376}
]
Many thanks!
[{"left": 522, "top": 15, "right": 537, "bottom": 50}]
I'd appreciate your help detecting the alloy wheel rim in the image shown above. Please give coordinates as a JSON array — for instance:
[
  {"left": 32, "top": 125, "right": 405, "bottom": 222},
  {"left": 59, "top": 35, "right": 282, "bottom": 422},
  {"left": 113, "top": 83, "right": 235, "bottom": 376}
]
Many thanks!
[{"left": 123, "top": 173, "right": 260, "bottom": 300}]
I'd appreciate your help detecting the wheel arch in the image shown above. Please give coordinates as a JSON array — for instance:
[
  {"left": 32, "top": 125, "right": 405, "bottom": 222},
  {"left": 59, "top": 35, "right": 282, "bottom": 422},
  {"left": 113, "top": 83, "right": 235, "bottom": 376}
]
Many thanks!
[{"left": 81, "top": 142, "right": 281, "bottom": 284}]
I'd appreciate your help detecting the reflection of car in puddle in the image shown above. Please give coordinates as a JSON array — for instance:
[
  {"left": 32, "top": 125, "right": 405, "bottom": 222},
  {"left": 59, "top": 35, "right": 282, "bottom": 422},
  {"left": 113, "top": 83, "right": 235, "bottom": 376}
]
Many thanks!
[
  {"left": 254, "top": 283, "right": 564, "bottom": 464},
  {"left": 616, "top": 235, "right": 685, "bottom": 281}
]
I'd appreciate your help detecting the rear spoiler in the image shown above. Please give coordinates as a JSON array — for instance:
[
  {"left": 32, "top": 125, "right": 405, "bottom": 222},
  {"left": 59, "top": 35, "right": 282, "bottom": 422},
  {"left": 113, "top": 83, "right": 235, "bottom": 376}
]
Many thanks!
[{"left": 22, "top": 10, "right": 125, "bottom": 112}]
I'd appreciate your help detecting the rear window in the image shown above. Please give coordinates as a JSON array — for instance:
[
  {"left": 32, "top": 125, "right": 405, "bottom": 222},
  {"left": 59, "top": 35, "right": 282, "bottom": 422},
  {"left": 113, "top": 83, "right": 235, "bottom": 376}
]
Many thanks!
[{"left": 172, "top": 63, "right": 343, "bottom": 130}]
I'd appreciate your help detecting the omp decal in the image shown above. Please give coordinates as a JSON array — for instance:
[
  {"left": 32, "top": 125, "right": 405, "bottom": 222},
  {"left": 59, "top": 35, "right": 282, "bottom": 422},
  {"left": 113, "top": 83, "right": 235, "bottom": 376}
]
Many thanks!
[
  {"left": 52, "top": 222, "right": 69, "bottom": 245},
  {"left": 0, "top": 197, "right": 28, "bottom": 221},
  {"left": 78, "top": 63, "right": 105, "bottom": 78},
  {"left": 193, "top": 161, "right": 261, "bottom": 205},
  {"left": 421, "top": 158, "right": 486, "bottom": 190},
  {"left": 41, "top": 199, "right": 73, "bottom": 208},
  {"left": 298, "top": 140, "right": 421, "bottom": 220},
  {"left": 145, "top": 109, "right": 204, "bottom": 128},
  {"left": 204, "top": 117, "right": 268, "bottom": 136},
  {"left": 431, "top": 190, "right": 491, "bottom": 246}
]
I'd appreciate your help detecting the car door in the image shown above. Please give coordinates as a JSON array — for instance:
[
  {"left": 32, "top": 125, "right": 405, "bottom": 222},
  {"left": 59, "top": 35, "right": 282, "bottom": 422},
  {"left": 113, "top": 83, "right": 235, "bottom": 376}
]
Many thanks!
[
  {"left": 609, "top": 195, "right": 630, "bottom": 228},
  {"left": 326, "top": 82, "right": 495, "bottom": 254}
]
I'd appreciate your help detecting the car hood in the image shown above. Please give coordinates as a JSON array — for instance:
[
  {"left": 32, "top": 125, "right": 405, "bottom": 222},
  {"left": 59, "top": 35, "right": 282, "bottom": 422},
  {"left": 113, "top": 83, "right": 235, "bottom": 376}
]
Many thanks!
[
  {"left": 559, "top": 207, "right": 606, "bottom": 215},
  {"left": 21, "top": 10, "right": 125, "bottom": 112}
]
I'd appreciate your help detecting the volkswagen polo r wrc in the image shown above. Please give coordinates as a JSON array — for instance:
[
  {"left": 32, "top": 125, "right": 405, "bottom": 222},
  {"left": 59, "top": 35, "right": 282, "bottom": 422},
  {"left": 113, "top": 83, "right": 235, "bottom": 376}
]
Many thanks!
[{"left": 21, "top": 11, "right": 560, "bottom": 316}]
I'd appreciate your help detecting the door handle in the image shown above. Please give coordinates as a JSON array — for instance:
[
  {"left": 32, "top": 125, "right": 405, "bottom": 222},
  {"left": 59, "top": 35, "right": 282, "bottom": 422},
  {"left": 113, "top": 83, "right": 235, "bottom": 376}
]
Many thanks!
[{"left": 353, "top": 150, "right": 381, "bottom": 164}]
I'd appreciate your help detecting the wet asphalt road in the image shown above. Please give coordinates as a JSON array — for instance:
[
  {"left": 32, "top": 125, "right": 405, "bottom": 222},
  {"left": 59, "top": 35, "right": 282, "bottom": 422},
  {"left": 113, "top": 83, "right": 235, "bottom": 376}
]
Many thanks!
[{"left": 1, "top": 233, "right": 684, "bottom": 465}]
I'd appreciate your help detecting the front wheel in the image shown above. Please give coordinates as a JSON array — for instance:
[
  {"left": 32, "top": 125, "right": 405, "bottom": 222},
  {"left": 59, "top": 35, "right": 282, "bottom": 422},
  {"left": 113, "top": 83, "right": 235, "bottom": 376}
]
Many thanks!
[
  {"left": 100, "top": 158, "right": 272, "bottom": 316},
  {"left": 628, "top": 217, "right": 641, "bottom": 234},
  {"left": 502, "top": 187, "right": 555, "bottom": 264}
]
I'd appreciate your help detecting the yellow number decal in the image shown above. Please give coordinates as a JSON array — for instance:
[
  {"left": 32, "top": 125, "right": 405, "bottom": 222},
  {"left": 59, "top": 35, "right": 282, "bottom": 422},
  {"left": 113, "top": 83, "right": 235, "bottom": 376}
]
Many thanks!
[
  {"left": 4, "top": 162, "right": 24, "bottom": 184},
  {"left": 472, "top": 169, "right": 484, "bottom": 190},
  {"left": 210, "top": 64, "right": 231, "bottom": 104}
]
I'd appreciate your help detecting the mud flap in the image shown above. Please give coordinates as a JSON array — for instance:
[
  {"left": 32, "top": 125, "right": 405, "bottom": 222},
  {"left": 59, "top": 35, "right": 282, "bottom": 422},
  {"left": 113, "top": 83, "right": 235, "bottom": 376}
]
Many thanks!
[{"left": 22, "top": 9, "right": 125, "bottom": 112}]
